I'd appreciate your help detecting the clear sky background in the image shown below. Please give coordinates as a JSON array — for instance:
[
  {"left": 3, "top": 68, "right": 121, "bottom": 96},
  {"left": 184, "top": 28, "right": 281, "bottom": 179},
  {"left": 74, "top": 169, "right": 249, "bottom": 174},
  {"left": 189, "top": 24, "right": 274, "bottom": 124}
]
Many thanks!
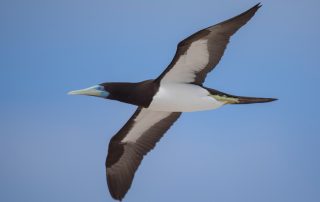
[{"left": 1, "top": 0, "right": 319, "bottom": 201}]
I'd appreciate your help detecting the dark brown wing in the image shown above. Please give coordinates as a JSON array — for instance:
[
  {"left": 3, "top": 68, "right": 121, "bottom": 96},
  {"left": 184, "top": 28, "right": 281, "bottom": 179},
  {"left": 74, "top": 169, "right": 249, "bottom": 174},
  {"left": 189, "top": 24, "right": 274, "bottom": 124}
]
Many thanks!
[
  {"left": 106, "top": 107, "right": 181, "bottom": 201},
  {"left": 156, "top": 3, "right": 261, "bottom": 85}
]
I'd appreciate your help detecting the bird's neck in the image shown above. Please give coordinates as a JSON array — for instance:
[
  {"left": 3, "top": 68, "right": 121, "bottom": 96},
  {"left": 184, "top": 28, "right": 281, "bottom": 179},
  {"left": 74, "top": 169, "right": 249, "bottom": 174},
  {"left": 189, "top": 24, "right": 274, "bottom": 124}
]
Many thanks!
[{"left": 104, "top": 80, "right": 159, "bottom": 107}]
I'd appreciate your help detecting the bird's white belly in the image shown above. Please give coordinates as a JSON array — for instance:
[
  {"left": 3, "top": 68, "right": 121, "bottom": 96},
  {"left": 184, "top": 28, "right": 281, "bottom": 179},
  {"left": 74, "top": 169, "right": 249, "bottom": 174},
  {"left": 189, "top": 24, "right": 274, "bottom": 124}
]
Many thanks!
[{"left": 148, "top": 83, "right": 225, "bottom": 112}]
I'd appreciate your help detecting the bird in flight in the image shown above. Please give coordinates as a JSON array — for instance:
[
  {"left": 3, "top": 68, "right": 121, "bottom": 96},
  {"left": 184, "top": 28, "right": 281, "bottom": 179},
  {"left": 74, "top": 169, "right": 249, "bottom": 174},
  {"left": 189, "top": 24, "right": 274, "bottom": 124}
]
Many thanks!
[{"left": 69, "top": 3, "right": 276, "bottom": 201}]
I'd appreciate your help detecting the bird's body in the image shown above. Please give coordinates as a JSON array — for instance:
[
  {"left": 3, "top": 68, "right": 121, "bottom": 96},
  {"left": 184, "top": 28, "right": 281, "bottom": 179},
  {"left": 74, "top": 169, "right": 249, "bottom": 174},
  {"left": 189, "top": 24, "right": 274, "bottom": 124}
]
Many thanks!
[
  {"left": 69, "top": 3, "right": 277, "bottom": 201},
  {"left": 149, "top": 83, "right": 224, "bottom": 112}
]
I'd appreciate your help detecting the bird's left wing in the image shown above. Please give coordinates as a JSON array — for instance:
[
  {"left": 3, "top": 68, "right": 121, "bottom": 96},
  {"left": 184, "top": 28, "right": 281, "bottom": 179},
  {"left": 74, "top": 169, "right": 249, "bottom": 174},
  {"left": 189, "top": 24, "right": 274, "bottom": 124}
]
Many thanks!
[
  {"left": 155, "top": 3, "right": 261, "bottom": 85},
  {"left": 106, "top": 107, "right": 181, "bottom": 201}
]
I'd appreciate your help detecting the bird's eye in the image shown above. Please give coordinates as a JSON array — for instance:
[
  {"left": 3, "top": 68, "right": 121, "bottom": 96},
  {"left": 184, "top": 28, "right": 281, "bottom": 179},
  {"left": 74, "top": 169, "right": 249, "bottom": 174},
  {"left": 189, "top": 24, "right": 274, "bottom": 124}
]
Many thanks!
[{"left": 95, "top": 86, "right": 104, "bottom": 90}]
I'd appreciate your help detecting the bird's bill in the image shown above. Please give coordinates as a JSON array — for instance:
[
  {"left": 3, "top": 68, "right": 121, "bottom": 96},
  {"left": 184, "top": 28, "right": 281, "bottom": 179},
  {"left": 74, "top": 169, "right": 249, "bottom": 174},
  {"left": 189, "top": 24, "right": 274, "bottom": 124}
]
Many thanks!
[{"left": 68, "top": 85, "right": 109, "bottom": 97}]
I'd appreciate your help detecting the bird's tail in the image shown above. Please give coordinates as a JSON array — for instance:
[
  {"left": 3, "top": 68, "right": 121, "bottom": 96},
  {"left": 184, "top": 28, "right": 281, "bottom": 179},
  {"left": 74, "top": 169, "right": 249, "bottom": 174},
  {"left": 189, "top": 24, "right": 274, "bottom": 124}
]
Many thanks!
[
  {"left": 232, "top": 96, "right": 277, "bottom": 104},
  {"left": 206, "top": 87, "right": 277, "bottom": 104}
]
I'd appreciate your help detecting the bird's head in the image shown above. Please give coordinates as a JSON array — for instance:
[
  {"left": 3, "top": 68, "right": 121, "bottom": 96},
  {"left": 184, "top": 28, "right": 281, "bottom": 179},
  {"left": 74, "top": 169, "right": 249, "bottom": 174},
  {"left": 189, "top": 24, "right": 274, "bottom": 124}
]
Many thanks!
[{"left": 68, "top": 84, "right": 110, "bottom": 98}]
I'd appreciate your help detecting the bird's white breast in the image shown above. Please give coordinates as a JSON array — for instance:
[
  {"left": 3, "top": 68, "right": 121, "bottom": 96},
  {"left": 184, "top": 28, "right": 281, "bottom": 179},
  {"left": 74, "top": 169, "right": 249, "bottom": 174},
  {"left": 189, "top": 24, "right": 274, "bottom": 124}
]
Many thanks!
[{"left": 148, "top": 83, "right": 225, "bottom": 112}]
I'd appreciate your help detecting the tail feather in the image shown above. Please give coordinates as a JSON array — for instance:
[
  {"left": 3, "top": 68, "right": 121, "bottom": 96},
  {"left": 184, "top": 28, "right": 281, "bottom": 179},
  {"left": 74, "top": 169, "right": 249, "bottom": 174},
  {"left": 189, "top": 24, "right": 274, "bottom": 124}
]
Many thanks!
[
  {"left": 205, "top": 87, "right": 277, "bottom": 104},
  {"left": 235, "top": 96, "right": 277, "bottom": 104}
]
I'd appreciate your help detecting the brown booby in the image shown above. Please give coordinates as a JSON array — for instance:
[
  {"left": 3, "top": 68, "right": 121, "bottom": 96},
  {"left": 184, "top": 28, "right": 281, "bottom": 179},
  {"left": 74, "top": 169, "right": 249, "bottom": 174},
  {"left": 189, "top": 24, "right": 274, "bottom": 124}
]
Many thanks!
[{"left": 69, "top": 3, "right": 276, "bottom": 201}]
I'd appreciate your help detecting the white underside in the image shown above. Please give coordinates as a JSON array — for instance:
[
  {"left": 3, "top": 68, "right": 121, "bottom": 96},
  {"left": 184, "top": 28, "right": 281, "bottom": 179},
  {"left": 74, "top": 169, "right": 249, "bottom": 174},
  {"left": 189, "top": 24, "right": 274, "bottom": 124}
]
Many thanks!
[{"left": 148, "top": 83, "right": 225, "bottom": 112}]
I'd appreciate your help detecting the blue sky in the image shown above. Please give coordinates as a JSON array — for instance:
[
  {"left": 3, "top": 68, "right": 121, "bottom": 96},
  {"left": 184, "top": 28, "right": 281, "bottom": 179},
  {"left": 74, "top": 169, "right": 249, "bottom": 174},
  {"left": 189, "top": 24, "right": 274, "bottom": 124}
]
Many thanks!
[{"left": 0, "top": 0, "right": 319, "bottom": 201}]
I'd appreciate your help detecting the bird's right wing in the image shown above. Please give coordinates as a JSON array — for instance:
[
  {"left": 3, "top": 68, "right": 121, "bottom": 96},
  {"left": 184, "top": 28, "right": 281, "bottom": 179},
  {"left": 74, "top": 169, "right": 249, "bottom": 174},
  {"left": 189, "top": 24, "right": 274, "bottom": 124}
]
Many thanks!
[
  {"left": 106, "top": 107, "right": 181, "bottom": 201},
  {"left": 155, "top": 3, "right": 261, "bottom": 85}
]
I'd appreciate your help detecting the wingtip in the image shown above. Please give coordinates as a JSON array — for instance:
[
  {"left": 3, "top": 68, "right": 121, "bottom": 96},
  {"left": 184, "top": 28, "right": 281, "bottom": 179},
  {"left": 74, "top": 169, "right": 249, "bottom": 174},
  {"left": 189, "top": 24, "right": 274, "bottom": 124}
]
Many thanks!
[
  {"left": 248, "top": 3, "right": 262, "bottom": 11},
  {"left": 255, "top": 2, "right": 262, "bottom": 8},
  {"left": 111, "top": 194, "right": 124, "bottom": 201},
  {"left": 244, "top": 3, "right": 262, "bottom": 17},
  {"left": 107, "top": 172, "right": 127, "bottom": 201}
]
